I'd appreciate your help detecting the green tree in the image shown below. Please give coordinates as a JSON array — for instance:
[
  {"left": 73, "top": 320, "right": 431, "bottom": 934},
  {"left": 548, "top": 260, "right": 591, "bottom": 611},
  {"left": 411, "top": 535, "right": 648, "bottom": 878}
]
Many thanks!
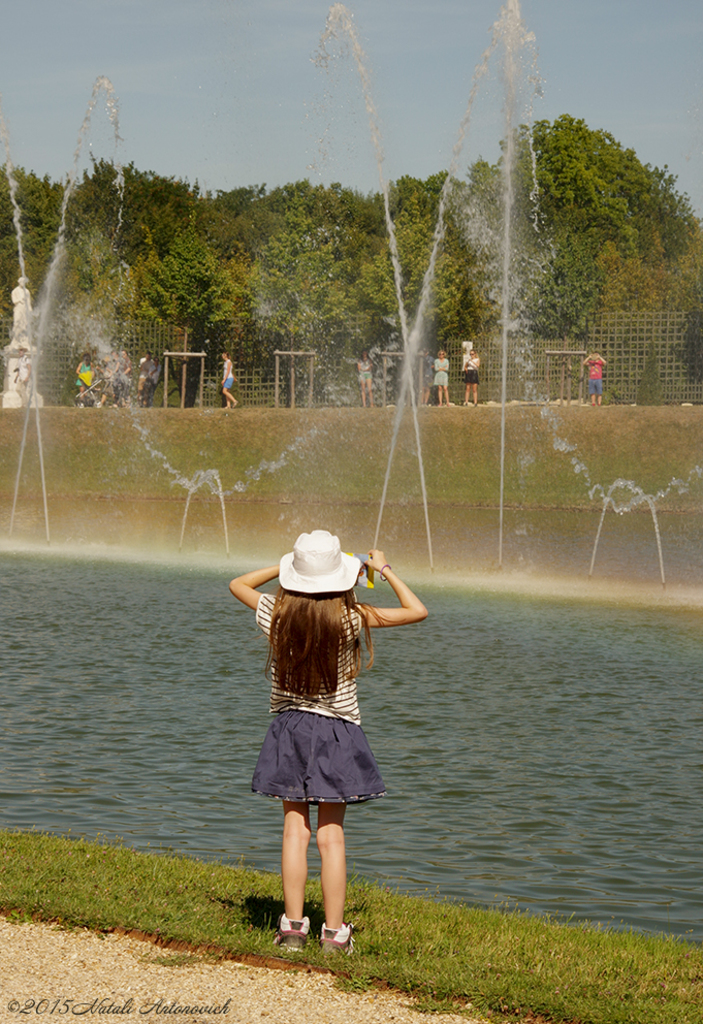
[
  {"left": 133, "top": 222, "right": 233, "bottom": 336},
  {"left": 637, "top": 343, "right": 664, "bottom": 405},
  {"left": 0, "top": 169, "right": 63, "bottom": 316},
  {"left": 253, "top": 180, "right": 388, "bottom": 359},
  {"left": 525, "top": 115, "right": 698, "bottom": 333},
  {"left": 529, "top": 231, "right": 602, "bottom": 339},
  {"left": 66, "top": 160, "right": 199, "bottom": 264},
  {"left": 358, "top": 173, "right": 490, "bottom": 347}
]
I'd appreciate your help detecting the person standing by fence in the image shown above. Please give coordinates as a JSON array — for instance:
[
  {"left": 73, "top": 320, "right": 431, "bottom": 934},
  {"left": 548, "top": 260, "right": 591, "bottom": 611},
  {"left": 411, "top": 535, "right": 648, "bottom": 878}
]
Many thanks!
[
  {"left": 463, "top": 347, "right": 480, "bottom": 406},
  {"left": 584, "top": 352, "right": 606, "bottom": 407},
  {"left": 357, "top": 351, "right": 374, "bottom": 408},
  {"left": 434, "top": 350, "right": 450, "bottom": 407}
]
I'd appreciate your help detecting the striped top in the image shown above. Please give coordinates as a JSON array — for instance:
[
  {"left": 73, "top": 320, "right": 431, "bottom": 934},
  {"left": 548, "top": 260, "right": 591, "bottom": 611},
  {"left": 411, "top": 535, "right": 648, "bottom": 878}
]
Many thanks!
[{"left": 256, "top": 592, "right": 362, "bottom": 725}]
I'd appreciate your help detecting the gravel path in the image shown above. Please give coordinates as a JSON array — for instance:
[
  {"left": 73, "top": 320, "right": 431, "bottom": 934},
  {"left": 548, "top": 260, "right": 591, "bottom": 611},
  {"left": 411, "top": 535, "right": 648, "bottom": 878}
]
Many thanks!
[{"left": 0, "top": 918, "right": 486, "bottom": 1024}]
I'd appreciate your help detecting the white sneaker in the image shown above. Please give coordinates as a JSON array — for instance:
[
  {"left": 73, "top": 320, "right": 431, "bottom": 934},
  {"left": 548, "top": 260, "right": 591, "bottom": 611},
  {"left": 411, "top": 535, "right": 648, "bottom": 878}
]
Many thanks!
[
  {"left": 320, "top": 922, "right": 354, "bottom": 954},
  {"left": 274, "top": 914, "right": 310, "bottom": 950}
]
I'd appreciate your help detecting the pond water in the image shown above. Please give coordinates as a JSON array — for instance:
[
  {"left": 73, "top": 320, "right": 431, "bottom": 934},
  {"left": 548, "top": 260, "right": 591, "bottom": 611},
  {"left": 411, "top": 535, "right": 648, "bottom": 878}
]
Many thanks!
[{"left": 2, "top": 547, "right": 702, "bottom": 941}]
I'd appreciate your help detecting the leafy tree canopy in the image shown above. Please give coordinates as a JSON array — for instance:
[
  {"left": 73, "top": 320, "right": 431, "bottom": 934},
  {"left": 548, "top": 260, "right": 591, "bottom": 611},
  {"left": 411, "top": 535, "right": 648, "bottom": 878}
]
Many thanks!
[{"left": 532, "top": 114, "right": 695, "bottom": 261}]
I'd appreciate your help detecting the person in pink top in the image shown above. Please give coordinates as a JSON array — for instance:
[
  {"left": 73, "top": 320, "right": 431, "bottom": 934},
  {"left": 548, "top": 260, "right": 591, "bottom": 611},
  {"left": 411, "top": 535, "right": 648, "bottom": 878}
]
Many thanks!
[{"left": 584, "top": 352, "right": 606, "bottom": 407}]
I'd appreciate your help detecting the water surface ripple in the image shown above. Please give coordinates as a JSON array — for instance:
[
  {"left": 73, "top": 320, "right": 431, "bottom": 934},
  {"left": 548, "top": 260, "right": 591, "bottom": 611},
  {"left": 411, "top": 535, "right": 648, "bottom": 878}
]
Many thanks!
[{"left": 1, "top": 552, "right": 701, "bottom": 940}]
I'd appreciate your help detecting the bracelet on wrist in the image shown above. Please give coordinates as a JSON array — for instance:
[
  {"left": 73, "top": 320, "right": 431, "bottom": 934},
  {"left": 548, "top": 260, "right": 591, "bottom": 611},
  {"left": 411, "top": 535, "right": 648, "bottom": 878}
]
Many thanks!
[{"left": 379, "top": 563, "right": 392, "bottom": 580}]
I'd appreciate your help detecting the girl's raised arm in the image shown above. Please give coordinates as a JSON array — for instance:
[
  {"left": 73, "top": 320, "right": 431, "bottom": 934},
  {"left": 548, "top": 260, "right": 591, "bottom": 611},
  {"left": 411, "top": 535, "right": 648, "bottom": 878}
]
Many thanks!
[
  {"left": 229, "top": 565, "right": 280, "bottom": 610},
  {"left": 363, "top": 550, "right": 428, "bottom": 627}
]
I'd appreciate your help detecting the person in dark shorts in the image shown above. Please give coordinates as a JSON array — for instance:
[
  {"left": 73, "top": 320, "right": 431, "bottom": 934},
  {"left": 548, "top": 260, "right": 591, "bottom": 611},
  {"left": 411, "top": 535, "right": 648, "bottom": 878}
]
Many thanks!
[
  {"left": 229, "top": 531, "right": 427, "bottom": 954},
  {"left": 463, "top": 347, "right": 480, "bottom": 406}
]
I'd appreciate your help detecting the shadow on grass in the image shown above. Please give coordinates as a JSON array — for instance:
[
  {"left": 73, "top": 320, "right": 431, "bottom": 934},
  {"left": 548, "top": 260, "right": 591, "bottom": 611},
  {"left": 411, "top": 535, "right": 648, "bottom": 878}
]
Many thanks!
[{"left": 241, "top": 893, "right": 329, "bottom": 936}]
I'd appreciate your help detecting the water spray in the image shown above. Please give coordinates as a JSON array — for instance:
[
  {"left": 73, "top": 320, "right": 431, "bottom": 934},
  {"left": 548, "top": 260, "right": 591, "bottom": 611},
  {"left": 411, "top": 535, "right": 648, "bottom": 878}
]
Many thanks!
[
  {"left": 4, "top": 77, "right": 123, "bottom": 544},
  {"left": 317, "top": 2, "right": 541, "bottom": 571},
  {"left": 542, "top": 405, "right": 703, "bottom": 588}
]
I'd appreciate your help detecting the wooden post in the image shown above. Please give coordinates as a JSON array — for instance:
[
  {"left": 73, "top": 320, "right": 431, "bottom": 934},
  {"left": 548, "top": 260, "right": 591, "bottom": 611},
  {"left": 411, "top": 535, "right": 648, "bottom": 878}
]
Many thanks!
[
  {"left": 274, "top": 350, "right": 314, "bottom": 408},
  {"left": 163, "top": 355, "right": 169, "bottom": 408},
  {"left": 566, "top": 355, "right": 572, "bottom": 406},
  {"left": 198, "top": 354, "right": 204, "bottom": 408},
  {"left": 180, "top": 328, "right": 188, "bottom": 409},
  {"left": 382, "top": 355, "right": 388, "bottom": 407},
  {"left": 546, "top": 349, "right": 587, "bottom": 406}
]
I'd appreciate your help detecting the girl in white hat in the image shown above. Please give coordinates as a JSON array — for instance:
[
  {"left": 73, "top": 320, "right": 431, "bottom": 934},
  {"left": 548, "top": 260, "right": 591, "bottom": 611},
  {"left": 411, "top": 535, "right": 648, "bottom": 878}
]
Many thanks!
[{"left": 229, "top": 530, "right": 427, "bottom": 953}]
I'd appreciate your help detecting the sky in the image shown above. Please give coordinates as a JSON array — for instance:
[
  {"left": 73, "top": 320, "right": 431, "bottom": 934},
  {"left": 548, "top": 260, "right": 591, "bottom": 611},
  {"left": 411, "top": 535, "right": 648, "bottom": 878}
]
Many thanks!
[{"left": 1, "top": 0, "right": 701, "bottom": 215}]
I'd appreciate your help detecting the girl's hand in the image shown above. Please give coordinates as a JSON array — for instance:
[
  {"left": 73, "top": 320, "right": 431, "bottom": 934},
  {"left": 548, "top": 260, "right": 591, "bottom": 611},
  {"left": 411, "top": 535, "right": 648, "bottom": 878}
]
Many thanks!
[
  {"left": 362, "top": 550, "right": 427, "bottom": 626},
  {"left": 367, "top": 549, "right": 388, "bottom": 574}
]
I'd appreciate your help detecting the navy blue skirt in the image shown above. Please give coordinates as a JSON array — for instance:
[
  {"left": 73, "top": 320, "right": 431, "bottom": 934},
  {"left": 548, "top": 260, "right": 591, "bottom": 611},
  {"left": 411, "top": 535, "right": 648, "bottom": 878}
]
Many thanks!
[{"left": 252, "top": 709, "right": 386, "bottom": 804}]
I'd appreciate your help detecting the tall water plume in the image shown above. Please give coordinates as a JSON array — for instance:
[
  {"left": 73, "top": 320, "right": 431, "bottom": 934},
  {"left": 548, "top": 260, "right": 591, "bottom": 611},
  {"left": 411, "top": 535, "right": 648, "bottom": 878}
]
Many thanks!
[
  {"left": 1, "top": 96, "right": 48, "bottom": 539},
  {"left": 316, "top": 5, "right": 433, "bottom": 565},
  {"left": 317, "top": 2, "right": 541, "bottom": 568},
  {"left": 496, "top": 0, "right": 535, "bottom": 568},
  {"left": 5, "top": 76, "right": 123, "bottom": 541}
]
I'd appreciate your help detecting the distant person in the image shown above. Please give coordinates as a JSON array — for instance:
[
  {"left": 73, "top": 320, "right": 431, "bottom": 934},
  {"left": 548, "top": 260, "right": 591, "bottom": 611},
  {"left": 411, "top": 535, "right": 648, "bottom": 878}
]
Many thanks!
[
  {"left": 421, "top": 350, "right": 434, "bottom": 405},
  {"left": 222, "top": 351, "right": 238, "bottom": 409},
  {"left": 147, "top": 356, "right": 161, "bottom": 407},
  {"left": 463, "top": 347, "right": 480, "bottom": 406},
  {"left": 76, "top": 353, "right": 93, "bottom": 400},
  {"left": 584, "top": 352, "right": 606, "bottom": 407},
  {"left": 434, "top": 350, "right": 450, "bottom": 406},
  {"left": 137, "top": 352, "right": 156, "bottom": 407},
  {"left": 357, "top": 351, "right": 374, "bottom": 407},
  {"left": 98, "top": 350, "right": 118, "bottom": 407},
  {"left": 229, "top": 530, "right": 427, "bottom": 953},
  {"left": 114, "top": 350, "right": 132, "bottom": 407}
]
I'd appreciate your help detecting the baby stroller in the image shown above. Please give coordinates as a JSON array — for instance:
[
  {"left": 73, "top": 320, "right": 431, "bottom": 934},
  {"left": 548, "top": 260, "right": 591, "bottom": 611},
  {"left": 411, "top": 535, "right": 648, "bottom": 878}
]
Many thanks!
[{"left": 74, "top": 378, "right": 104, "bottom": 407}]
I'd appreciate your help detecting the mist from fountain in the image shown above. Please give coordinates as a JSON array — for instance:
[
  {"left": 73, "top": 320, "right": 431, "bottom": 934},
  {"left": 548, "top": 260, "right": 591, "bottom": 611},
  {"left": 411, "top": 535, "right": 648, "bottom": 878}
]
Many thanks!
[
  {"left": 539, "top": 403, "right": 703, "bottom": 586},
  {"left": 1, "top": 100, "right": 50, "bottom": 539},
  {"left": 130, "top": 414, "right": 324, "bottom": 555},
  {"left": 316, "top": 5, "right": 433, "bottom": 565},
  {"left": 1, "top": 13, "right": 700, "bottom": 594},
  {"left": 4, "top": 76, "right": 123, "bottom": 545},
  {"left": 317, "top": 1, "right": 542, "bottom": 569}
]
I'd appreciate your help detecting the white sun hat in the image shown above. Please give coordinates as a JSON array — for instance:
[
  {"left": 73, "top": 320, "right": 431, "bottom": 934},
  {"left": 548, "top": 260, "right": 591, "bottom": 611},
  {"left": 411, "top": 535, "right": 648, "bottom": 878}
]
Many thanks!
[{"left": 279, "top": 530, "right": 361, "bottom": 594}]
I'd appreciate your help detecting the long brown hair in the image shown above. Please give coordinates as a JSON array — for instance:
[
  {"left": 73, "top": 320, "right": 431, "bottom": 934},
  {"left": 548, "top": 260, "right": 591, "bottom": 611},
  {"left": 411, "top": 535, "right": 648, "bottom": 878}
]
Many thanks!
[{"left": 266, "top": 587, "right": 373, "bottom": 697}]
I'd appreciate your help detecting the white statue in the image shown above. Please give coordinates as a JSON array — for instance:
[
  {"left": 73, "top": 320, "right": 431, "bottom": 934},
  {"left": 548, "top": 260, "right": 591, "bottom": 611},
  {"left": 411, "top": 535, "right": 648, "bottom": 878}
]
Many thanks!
[
  {"left": 2, "top": 277, "right": 42, "bottom": 409},
  {"left": 12, "top": 276, "right": 32, "bottom": 345}
]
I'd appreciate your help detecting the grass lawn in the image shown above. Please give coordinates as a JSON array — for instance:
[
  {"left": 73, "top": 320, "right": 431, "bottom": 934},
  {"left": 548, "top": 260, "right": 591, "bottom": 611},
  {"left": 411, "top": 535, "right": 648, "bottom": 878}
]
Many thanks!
[
  {"left": 2, "top": 404, "right": 703, "bottom": 513},
  {"left": 1, "top": 830, "right": 701, "bottom": 1023}
]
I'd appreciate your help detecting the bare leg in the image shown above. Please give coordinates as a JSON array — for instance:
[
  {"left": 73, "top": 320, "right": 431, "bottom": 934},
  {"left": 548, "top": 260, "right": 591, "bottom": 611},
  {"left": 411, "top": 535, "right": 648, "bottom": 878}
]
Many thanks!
[
  {"left": 281, "top": 801, "right": 311, "bottom": 920},
  {"left": 316, "top": 802, "right": 347, "bottom": 929}
]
